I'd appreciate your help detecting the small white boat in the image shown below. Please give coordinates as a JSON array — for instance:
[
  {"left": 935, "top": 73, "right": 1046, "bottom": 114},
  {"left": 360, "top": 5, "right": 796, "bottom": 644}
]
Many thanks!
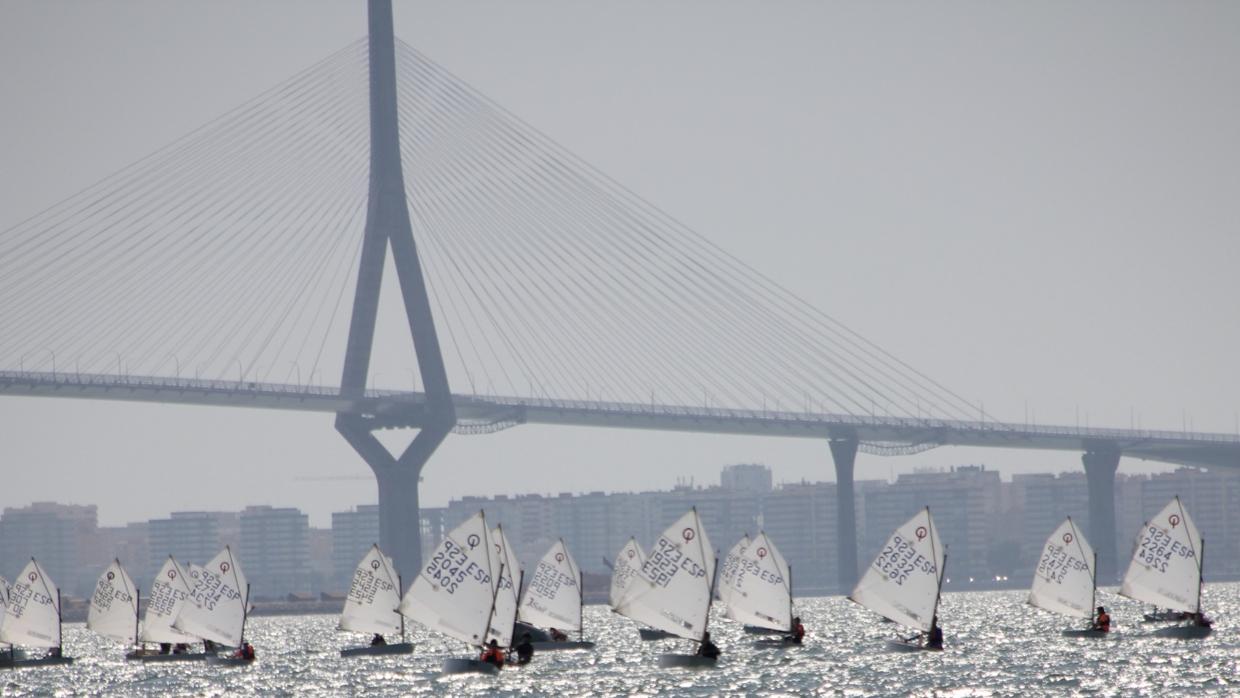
[
  {"left": 441, "top": 657, "right": 499, "bottom": 675},
  {"left": 609, "top": 538, "right": 674, "bottom": 642},
  {"left": 87, "top": 559, "right": 144, "bottom": 657},
  {"left": 850, "top": 507, "right": 946, "bottom": 653},
  {"left": 0, "top": 559, "right": 74, "bottom": 668},
  {"left": 338, "top": 544, "right": 413, "bottom": 657},
  {"left": 1027, "top": 518, "right": 1109, "bottom": 638},
  {"left": 719, "top": 531, "right": 796, "bottom": 643},
  {"left": 519, "top": 539, "right": 594, "bottom": 651},
  {"left": 173, "top": 547, "right": 254, "bottom": 662},
  {"left": 132, "top": 556, "right": 206, "bottom": 661},
  {"left": 1120, "top": 497, "right": 1212, "bottom": 639},
  {"left": 614, "top": 509, "right": 720, "bottom": 667}
]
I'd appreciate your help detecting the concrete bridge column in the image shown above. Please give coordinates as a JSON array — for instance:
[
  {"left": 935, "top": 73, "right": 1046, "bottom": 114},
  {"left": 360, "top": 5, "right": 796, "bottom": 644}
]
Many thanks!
[
  {"left": 1082, "top": 442, "right": 1121, "bottom": 583},
  {"left": 830, "top": 434, "right": 860, "bottom": 593}
]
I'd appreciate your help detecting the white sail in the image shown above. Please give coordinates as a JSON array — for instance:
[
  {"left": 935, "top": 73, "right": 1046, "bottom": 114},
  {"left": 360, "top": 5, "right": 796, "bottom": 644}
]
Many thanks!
[
  {"left": 399, "top": 511, "right": 498, "bottom": 647},
  {"left": 0, "top": 575, "right": 10, "bottom": 643},
  {"left": 338, "top": 545, "right": 402, "bottom": 636},
  {"left": 173, "top": 547, "right": 249, "bottom": 646},
  {"left": 486, "top": 525, "right": 522, "bottom": 647},
  {"left": 609, "top": 538, "right": 646, "bottom": 610},
  {"left": 519, "top": 539, "right": 583, "bottom": 634},
  {"left": 1121, "top": 496, "right": 1204, "bottom": 613},
  {"left": 141, "top": 556, "right": 198, "bottom": 644},
  {"left": 1028, "top": 518, "right": 1095, "bottom": 619},
  {"left": 721, "top": 531, "right": 792, "bottom": 632},
  {"left": 0, "top": 559, "right": 61, "bottom": 648},
  {"left": 614, "top": 509, "right": 716, "bottom": 641},
  {"left": 717, "top": 534, "right": 751, "bottom": 607},
  {"left": 850, "top": 507, "right": 945, "bottom": 633},
  {"left": 87, "top": 559, "right": 140, "bottom": 644}
]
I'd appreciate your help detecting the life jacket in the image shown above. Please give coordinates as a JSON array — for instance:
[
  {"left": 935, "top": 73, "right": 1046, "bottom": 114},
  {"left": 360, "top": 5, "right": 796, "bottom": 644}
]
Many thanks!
[
  {"left": 482, "top": 647, "right": 505, "bottom": 666},
  {"left": 1097, "top": 613, "right": 1110, "bottom": 631}
]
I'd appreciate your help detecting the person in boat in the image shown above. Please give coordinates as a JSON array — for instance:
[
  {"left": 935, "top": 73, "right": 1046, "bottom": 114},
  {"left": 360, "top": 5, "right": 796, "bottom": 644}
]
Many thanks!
[
  {"left": 925, "top": 618, "right": 943, "bottom": 650},
  {"left": 173, "top": 643, "right": 189, "bottom": 654},
  {"left": 49, "top": 646, "right": 62, "bottom": 659},
  {"left": 231, "top": 643, "right": 256, "bottom": 660},
  {"left": 1192, "top": 611, "right": 1213, "bottom": 628},
  {"left": 548, "top": 627, "right": 568, "bottom": 642},
  {"left": 370, "top": 633, "right": 387, "bottom": 647},
  {"left": 481, "top": 639, "right": 506, "bottom": 669},
  {"left": 513, "top": 633, "right": 534, "bottom": 665},
  {"left": 697, "top": 631, "right": 721, "bottom": 660},
  {"left": 1092, "top": 606, "right": 1111, "bottom": 633},
  {"left": 784, "top": 616, "right": 805, "bottom": 644},
  {"left": 159, "top": 642, "right": 172, "bottom": 655}
]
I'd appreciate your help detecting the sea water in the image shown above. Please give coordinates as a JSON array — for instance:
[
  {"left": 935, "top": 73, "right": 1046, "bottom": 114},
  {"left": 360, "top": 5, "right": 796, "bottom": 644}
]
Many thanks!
[{"left": 4, "top": 584, "right": 1239, "bottom": 696}]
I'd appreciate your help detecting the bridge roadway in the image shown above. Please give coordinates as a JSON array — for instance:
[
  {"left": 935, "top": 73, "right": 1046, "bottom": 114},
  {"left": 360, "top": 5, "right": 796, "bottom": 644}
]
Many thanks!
[
  {"left": 5, "top": 369, "right": 1239, "bottom": 588},
  {"left": 2, "top": 370, "right": 1236, "bottom": 467}
]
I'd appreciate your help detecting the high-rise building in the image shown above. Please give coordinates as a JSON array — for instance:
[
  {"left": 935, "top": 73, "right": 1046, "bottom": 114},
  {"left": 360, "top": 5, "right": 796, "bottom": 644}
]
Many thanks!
[
  {"left": 239, "top": 505, "right": 311, "bottom": 599},
  {"left": 0, "top": 502, "right": 98, "bottom": 597},
  {"left": 331, "top": 505, "right": 379, "bottom": 591},
  {"left": 146, "top": 511, "right": 234, "bottom": 584}
]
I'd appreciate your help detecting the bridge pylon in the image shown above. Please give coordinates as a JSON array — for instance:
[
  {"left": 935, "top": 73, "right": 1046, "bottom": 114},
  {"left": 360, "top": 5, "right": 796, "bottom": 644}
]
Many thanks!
[
  {"left": 1082, "top": 441, "right": 1121, "bottom": 583},
  {"left": 335, "top": 0, "right": 456, "bottom": 589},
  {"left": 830, "top": 432, "right": 860, "bottom": 592}
]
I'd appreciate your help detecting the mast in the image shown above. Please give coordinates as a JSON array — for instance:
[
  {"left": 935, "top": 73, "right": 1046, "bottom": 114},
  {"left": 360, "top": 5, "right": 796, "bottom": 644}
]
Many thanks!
[
  {"left": 702, "top": 554, "right": 720, "bottom": 637},
  {"left": 240, "top": 583, "right": 251, "bottom": 644},
  {"left": 1090, "top": 552, "right": 1097, "bottom": 622},
  {"left": 483, "top": 562, "right": 504, "bottom": 649},
  {"left": 787, "top": 564, "right": 795, "bottom": 633},
  {"left": 509, "top": 569, "right": 524, "bottom": 649},
  {"left": 578, "top": 569, "right": 585, "bottom": 641},
  {"left": 135, "top": 587, "right": 142, "bottom": 647},
  {"left": 1197, "top": 537, "right": 1205, "bottom": 614},
  {"left": 398, "top": 573, "right": 406, "bottom": 643},
  {"left": 56, "top": 587, "right": 63, "bottom": 652}
]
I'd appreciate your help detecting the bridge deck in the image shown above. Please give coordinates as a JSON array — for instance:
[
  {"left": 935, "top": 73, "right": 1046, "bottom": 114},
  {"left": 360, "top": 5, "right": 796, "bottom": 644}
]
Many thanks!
[{"left": 3, "top": 371, "right": 1237, "bottom": 469}]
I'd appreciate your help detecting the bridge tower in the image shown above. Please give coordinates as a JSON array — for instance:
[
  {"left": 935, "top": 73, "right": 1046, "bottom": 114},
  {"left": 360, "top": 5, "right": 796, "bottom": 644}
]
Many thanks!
[{"left": 336, "top": 0, "right": 456, "bottom": 587}]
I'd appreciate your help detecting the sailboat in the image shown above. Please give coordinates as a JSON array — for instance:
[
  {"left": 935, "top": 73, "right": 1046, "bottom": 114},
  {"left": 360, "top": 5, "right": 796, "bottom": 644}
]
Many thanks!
[
  {"left": 1028, "top": 518, "right": 1107, "bottom": 638},
  {"left": 0, "top": 574, "right": 26, "bottom": 664},
  {"left": 1120, "top": 496, "right": 1212, "bottom": 639},
  {"left": 609, "top": 538, "right": 673, "bottom": 641},
  {"left": 614, "top": 509, "right": 719, "bottom": 668},
  {"left": 0, "top": 559, "right": 74, "bottom": 668},
  {"left": 339, "top": 544, "right": 413, "bottom": 656},
  {"left": 519, "top": 539, "right": 595, "bottom": 650},
  {"left": 850, "top": 507, "right": 947, "bottom": 652},
  {"left": 133, "top": 556, "right": 209, "bottom": 661},
  {"left": 717, "top": 532, "right": 796, "bottom": 647},
  {"left": 173, "top": 546, "right": 254, "bottom": 665},
  {"left": 483, "top": 525, "right": 522, "bottom": 656},
  {"left": 87, "top": 560, "right": 142, "bottom": 655},
  {"left": 398, "top": 511, "right": 504, "bottom": 675}
]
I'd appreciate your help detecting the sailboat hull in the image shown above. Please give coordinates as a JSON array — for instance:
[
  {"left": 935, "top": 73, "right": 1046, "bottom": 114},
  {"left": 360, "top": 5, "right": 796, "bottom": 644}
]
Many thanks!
[
  {"left": 0, "top": 655, "right": 74, "bottom": 669},
  {"left": 639, "top": 628, "right": 677, "bottom": 641},
  {"left": 658, "top": 653, "right": 717, "bottom": 668},
  {"left": 1061, "top": 629, "right": 1110, "bottom": 639},
  {"left": 340, "top": 642, "right": 414, "bottom": 657},
  {"left": 206, "top": 655, "right": 255, "bottom": 667},
  {"left": 1151, "top": 624, "right": 1212, "bottom": 639},
  {"left": 743, "top": 625, "right": 785, "bottom": 635},
  {"left": 753, "top": 638, "right": 798, "bottom": 649},
  {"left": 442, "top": 657, "right": 500, "bottom": 675},
  {"left": 887, "top": 639, "right": 941, "bottom": 653},
  {"left": 130, "top": 652, "right": 210, "bottom": 662},
  {"left": 530, "top": 640, "right": 595, "bottom": 651}
]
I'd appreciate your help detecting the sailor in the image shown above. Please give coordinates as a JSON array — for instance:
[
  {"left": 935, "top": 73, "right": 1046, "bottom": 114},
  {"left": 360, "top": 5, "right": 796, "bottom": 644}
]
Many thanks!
[
  {"left": 925, "top": 618, "right": 943, "bottom": 650},
  {"left": 232, "top": 642, "right": 256, "bottom": 660},
  {"left": 480, "top": 639, "right": 506, "bottom": 669},
  {"left": 159, "top": 642, "right": 172, "bottom": 655},
  {"left": 1092, "top": 606, "right": 1111, "bottom": 632},
  {"left": 785, "top": 616, "right": 806, "bottom": 644},
  {"left": 696, "top": 631, "right": 721, "bottom": 660},
  {"left": 1193, "top": 611, "right": 1213, "bottom": 628},
  {"left": 548, "top": 627, "right": 568, "bottom": 642},
  {"left": 370, "top": 633, "right": 387, "bottom": 646},
  {"left": 513, "top": 632, "right": 535, "bottom": 665}
]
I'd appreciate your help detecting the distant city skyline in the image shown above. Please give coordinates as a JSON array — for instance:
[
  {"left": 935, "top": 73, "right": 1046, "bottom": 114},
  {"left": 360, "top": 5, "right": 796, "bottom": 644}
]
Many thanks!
[{"left": 1, "top": 1, "right": 1236, "bottom": 525}]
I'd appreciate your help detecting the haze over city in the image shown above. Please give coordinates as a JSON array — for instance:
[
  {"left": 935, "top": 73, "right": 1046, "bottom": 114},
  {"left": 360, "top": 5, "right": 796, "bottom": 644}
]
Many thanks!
[{"left": 1, "top": 0, "right": 1238, "bottom": 530}]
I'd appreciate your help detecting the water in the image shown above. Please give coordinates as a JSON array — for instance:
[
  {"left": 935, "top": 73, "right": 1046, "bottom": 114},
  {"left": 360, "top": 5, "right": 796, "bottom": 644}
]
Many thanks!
[{"left": 5, "top": 584, "right": 1240, "bottom": 696}]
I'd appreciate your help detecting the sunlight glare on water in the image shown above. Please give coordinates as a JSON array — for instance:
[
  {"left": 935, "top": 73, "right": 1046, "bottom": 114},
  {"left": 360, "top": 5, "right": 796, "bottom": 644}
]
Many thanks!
[{"left": 4, "top": 584, "right": 1240, "bottom": 696}]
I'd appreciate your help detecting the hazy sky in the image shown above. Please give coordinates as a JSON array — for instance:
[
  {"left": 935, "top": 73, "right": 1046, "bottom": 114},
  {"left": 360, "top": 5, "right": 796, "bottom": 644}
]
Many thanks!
[{"left": 1, "top": 1, "right": 1237, "bottom": 527}]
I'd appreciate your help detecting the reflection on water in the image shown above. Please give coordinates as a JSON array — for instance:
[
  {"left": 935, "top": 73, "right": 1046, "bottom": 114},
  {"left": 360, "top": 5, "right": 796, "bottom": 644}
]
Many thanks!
[{"left": 4, "top": 583, "right": 1239, "bottom": 696}]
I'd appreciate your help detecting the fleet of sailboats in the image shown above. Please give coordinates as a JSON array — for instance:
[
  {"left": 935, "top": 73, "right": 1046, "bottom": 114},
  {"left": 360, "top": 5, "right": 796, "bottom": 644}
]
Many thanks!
[
  {"left": 1, "top": 495, "right": 1230, "bottom": 673},
  {"left": 851, "top": 507, "right": 946, "bottom": 652},
  {"left": 338, "top": 544, "right": 411, "bottom": 656}
]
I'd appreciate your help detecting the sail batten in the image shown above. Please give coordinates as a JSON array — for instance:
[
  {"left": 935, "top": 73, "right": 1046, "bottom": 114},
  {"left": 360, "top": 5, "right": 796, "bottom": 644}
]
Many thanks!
[
  {"left": 1029, "top": 518, "right": 1096, "bottom": 619},
  {"left": 614, "top": 509, "right": 715, "bottom": 641},
  {"left": 87, "top": 559, "right": 140, "bottom": 644},
  {"left": 338, "top": 545, "right": 403, "bottom": 636},
  {"left": 1120, "top": 496, "right": 1204, "bottom": 613},
  {"left": 850, "top": 508, "right": 945, "bottom": 633}
]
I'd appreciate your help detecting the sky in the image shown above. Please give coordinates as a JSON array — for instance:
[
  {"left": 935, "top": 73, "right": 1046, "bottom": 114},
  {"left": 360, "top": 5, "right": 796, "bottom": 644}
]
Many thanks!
[{"left": 1, "top": 1, "right": 1237, "bottom": 528}]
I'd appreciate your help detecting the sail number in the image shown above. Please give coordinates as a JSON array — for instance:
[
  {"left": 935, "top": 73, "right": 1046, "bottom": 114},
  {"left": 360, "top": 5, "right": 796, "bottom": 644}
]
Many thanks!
[
  {"left": 734, "top": 557, "right": 784, "bottom": 587},
  {"left": 528, "top": 560, "right": 577, "bottom": 599},
  {"left": 188, "top": 571, "right": 242, "bottom": 612},
  {"left": 874, "top": 534, "right": 935, "bottom": 586},
  {"left": 426, "top": 539, "right": 489, "bottom": 594},
  {"left": 147, "top": 580, "right": 187, "bottom": 616},
  {"left": 644, "top": 537, "right": 707, "bottom": 588},
  {"left": 1036, "top": 544, "right": 1088, "bottom": 584},
  {"left": 347, "top": 568, "right": 395, "bottom": 605},
  {"left": 1136, "top": 525, "right": 1194, "bottom": 573}
]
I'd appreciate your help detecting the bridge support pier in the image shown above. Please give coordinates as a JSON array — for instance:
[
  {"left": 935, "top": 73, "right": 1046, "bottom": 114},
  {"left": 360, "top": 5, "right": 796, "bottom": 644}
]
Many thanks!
[
  {"left": 1082, "top": 441, "right": 1121, "bottom": 583},
  {"left": 830, "top": 433, "right": 860, "bottom": 593}
]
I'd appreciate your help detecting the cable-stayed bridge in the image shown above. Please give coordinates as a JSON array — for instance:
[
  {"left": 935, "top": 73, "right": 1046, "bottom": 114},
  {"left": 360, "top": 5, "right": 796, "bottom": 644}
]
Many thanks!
[{"left": 2, "top": 0, "right": 1237, "bottom": 590}]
